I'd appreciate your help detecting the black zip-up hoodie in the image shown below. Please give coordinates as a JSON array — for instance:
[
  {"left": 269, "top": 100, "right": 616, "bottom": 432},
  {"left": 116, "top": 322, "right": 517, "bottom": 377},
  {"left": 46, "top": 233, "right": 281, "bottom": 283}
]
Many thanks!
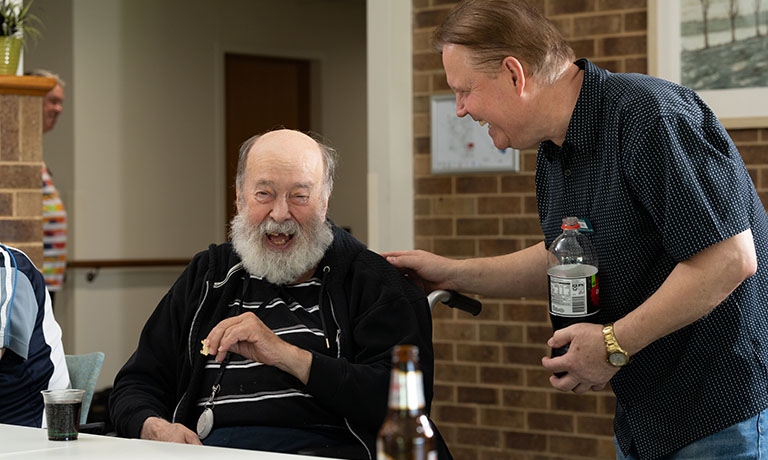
[{"left": 109, "top": 222, "right": 439, "bottom": 458}]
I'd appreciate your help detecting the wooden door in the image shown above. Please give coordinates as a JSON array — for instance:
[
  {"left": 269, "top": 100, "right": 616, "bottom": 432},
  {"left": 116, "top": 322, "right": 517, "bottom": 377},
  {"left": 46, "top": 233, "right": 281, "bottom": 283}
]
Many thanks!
[{"left": 224, "top": 54, "right": 311, "bottom": 230}]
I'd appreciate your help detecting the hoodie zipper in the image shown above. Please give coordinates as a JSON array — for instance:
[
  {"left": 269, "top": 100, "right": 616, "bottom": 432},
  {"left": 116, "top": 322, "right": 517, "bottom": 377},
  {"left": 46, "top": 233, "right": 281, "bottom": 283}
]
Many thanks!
[
  {"left": 321, "top": 265, "right": 372, "bottom": 460},
  {"left": 176, "top": 262, "right": 372, "bottom": 459},
  {"left": 187, "top": 280, "right": 210, "bottom": 365},
  {"left": 327, "top": 293, "right": 342, "bottom": 358},
  {"left": 173, "top": 278, "right": 211, "bottom": 423},
  {"left": 317, "top": 266, "right": 332, "bottom": 350}
]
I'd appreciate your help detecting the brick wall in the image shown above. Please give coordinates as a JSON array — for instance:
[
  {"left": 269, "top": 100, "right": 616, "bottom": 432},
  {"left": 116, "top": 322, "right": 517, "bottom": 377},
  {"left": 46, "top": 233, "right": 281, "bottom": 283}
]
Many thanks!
[
  {"left": 412, "top": 1, "right": 768, "bottom": 459},
  {"left": 0, "top": 77, "right": 51, "bottom": 267}
]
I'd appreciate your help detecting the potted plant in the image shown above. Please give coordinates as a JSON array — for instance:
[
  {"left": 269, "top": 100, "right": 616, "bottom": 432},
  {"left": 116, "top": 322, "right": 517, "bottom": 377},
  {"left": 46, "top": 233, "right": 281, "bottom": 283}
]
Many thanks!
[{"left": 0, "top": 0, "right": 41, "bottom": 75}]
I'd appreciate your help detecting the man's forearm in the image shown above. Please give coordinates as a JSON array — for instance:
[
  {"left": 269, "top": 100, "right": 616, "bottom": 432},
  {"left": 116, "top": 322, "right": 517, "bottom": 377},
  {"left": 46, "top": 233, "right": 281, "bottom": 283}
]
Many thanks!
[
  {"left": 615, "top": 229, "right": 757, "bottom": 355},
  {"left": 458, "top": 241, "right": 550, "bottom": 299}
]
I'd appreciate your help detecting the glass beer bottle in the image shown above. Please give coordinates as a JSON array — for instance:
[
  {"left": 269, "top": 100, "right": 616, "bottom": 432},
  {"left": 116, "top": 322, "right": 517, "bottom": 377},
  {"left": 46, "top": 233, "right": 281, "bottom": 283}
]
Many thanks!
[{"left": 377, "top": 345, "right": 437, "bottom": 460}]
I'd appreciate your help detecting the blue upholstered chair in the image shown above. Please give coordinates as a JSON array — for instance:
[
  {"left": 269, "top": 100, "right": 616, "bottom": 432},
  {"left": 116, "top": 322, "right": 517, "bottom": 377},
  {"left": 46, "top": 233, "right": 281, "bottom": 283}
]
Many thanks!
[{"left": 65, "top": 351, "right": 105, "bottom": 425}]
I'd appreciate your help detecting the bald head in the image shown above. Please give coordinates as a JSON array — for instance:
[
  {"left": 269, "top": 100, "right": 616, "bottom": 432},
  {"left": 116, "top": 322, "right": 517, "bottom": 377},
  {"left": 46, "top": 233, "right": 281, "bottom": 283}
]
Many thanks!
[
  {"left": 235, "top": 129, "right": 338, "bottom": 201},
  {"left": 251, "top": 130, "right": 321, "bottom": 166}
]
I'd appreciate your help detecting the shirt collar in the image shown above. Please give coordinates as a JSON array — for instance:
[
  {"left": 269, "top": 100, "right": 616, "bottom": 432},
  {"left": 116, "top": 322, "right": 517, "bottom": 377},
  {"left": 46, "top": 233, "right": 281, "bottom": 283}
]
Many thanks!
[{"left": 541, "top": 58, "right": 606, "bottom": 161}]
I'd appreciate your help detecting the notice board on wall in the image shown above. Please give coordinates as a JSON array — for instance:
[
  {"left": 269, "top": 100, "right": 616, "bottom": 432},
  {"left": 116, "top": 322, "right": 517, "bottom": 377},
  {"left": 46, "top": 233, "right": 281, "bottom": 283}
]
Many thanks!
[{"left": 430, "top": 94, "right": 519, "bottom": 174}]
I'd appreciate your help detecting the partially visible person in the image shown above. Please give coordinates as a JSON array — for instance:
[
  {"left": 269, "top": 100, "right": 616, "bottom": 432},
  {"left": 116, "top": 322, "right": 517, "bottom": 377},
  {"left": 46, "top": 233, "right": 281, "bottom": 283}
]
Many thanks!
[
  {"left": 25, "top": 69, "right": 67, "bottom": 300},
  {"left": 385, "top": 1, "right": 768, "bottom": 459},
  {"left": 0, "top": 244, "right": 70, "bottom": 427},
  {"left": 27, "top": 69, "right": 65, "bottom": 134},
  {"left": 109, "top": 129, "right": 448, "bottom": 459}
]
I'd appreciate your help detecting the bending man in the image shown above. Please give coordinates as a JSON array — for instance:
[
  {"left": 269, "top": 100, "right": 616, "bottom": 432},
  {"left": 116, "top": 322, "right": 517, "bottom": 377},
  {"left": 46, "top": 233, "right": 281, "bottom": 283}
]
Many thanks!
[{"left": 385, "top": 1, "right": 768, "bottom": 459}]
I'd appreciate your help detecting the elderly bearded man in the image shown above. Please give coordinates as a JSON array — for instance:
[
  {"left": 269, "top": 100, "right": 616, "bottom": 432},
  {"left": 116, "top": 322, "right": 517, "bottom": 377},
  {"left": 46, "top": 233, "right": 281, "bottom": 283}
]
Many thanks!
[{"left": 109, "top": 129, "right": 446, "bottom": 459}]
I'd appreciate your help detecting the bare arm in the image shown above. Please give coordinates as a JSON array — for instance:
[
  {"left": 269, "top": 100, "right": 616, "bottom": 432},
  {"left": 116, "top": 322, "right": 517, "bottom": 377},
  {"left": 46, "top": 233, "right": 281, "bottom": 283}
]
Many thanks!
[
  {"left": 616, "top": 228, "right": 757, "bottom": 355},
  {"left": 543, "top": 229, "right": 758, "bottom": 392},
  {"left": 384, "top": 241, "right": 550, "bottom": 298}
]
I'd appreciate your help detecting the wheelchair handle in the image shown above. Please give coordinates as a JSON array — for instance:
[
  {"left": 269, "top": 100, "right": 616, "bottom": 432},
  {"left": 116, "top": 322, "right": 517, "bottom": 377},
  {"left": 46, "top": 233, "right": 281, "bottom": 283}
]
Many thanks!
[{"left": 427, "top": 290, "right": 482, "bottom": 316}]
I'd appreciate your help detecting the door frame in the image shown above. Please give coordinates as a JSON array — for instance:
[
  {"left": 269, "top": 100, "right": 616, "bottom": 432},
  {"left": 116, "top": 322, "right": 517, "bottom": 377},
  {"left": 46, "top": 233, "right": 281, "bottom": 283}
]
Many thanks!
[
  {"left": 212, "top": 45, "right": 323, "bottom": 243},
  {"left": 223, "top": 53, "right": 312, "bottom": 231},
  {"left": 212, "top": 1, "right": 414, "bottom": 251}
]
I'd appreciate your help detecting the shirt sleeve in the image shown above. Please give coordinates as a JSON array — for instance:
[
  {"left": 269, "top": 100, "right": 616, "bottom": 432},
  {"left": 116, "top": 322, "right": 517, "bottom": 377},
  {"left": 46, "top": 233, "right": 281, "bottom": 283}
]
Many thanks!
[
  {"left": 623, "top": 113, "right": 751, "bottom": 262},
  {"left": 0, "top": 264, "right": 39, "bottom": 360}
]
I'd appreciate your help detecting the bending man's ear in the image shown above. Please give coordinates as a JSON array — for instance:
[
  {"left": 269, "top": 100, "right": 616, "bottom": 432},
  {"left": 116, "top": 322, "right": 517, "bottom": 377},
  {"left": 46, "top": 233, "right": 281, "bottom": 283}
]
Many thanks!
[{"left": 502, "top": 56, "right": 527, "bottom": 96}]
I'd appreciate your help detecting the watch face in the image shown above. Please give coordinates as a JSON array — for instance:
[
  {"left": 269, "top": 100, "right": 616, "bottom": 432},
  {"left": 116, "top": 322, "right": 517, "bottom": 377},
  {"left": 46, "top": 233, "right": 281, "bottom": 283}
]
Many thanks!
[{"left": 609, "top": 352, "right": 628, "bottom": 366}]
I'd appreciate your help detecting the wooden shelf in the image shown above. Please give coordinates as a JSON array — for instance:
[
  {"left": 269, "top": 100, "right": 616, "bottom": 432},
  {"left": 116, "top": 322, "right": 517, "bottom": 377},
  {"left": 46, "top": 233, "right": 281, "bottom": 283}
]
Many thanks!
[{"left": 0, "top": 75, "right": 56, "bottom": 96}]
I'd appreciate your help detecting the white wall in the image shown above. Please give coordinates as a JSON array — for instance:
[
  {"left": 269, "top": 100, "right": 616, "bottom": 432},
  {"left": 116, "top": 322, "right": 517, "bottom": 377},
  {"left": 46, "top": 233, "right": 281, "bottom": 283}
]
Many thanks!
[
  {"left": 27, "top": 0, "right": 368, "bottom": 390},
  {"left": 366, "top": 0, "right": 413, "bottom": 253},
  {"left": 70, "top": 0, "right": 367, "bottom": 260}
]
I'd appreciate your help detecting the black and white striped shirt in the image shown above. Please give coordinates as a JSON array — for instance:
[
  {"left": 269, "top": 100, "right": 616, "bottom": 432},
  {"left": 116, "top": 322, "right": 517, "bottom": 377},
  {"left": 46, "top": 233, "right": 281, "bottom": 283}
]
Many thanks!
[{"left": 195, "top": 274, "right": 343, "bottom": 429}]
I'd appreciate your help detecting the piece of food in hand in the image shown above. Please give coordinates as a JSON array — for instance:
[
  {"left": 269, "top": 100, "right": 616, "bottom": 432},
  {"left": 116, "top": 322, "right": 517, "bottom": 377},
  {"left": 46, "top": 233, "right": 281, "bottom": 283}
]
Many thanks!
[{"left": 200, "top": 340, "right": 210, "bottom": 355}]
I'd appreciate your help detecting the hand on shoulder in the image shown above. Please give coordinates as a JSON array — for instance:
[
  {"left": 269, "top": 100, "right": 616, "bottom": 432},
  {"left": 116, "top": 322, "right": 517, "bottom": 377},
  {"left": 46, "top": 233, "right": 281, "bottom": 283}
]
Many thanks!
[{"left": 382, "top": 249, "right": 456, "bottom": 293}]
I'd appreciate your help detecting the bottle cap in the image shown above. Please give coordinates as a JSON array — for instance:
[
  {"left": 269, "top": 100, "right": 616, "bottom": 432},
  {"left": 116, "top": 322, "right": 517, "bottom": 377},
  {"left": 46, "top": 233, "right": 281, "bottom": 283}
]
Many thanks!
[{"left": 561, "top": 216, "right": 580, "bottom": 230}]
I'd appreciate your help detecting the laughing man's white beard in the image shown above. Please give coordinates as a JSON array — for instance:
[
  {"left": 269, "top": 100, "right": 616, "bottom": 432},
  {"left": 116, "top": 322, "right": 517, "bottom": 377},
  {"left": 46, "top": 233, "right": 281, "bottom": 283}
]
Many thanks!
[{"left": 230, "top": 212, "right": 334, "bottom": 285}]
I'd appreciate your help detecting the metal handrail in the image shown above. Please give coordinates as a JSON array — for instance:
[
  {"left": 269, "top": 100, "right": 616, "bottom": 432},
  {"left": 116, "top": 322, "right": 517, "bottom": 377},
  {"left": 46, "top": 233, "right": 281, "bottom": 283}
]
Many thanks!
[{"left": 68, "top": 259, "right": 189, "bottom": 282}]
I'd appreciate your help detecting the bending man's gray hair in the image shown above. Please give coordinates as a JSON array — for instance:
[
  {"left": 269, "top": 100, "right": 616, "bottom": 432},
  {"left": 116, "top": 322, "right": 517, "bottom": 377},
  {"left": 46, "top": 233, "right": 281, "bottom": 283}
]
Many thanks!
[
  {"left": 24, "top": 69, "right": 66, "bottom": 87},
  {"left": 235, "top": 129, "right": 339, "bottom": 200}
]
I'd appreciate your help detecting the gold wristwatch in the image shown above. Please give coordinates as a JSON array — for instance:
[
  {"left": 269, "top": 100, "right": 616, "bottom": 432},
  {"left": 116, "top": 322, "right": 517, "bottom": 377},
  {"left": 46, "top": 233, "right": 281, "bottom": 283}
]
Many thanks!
[{"left": 602, "top": 323, "right": 630, "bottom": 367}]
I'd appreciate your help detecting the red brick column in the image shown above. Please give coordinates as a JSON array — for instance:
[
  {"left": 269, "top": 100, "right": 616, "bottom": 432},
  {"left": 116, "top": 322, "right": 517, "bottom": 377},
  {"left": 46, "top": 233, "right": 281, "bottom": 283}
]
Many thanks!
[{"left": 0, "top": 76, "right": 56, "bottom": 267}]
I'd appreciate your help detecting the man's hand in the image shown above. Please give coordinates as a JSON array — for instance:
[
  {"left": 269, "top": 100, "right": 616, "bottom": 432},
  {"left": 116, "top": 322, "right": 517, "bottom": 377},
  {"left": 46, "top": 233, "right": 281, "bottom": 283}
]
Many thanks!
[
  {"left": 540, "top": 323, "right": 618, "bottom": 394},
  {"left": 204, "top": 312, "right": 312, "bottom": 384},
  {"left": 140, "top": 417, "right": 201, "bottom": 444},
  {"left": 383, "top": 250, "right": 457, "bottom": 293}
]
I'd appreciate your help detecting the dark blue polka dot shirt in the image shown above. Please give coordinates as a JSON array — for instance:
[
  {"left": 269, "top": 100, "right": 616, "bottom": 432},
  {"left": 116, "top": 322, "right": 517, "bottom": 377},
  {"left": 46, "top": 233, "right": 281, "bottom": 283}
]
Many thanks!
[{"left": 536, "top": 59, "right": 768, "bottom": 460}]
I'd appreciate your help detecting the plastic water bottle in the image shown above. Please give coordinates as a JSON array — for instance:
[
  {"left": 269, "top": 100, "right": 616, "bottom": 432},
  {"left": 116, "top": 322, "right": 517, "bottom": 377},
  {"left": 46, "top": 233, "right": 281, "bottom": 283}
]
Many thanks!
[{"left": 547, "top": 217, "right": 600, "bottom": 370}]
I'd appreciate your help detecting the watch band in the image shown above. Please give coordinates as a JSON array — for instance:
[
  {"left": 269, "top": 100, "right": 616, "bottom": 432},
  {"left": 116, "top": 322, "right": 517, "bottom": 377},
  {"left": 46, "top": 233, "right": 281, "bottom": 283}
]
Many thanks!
[{"left": 602, "top": 323, "right": 630, "bottom": 366}]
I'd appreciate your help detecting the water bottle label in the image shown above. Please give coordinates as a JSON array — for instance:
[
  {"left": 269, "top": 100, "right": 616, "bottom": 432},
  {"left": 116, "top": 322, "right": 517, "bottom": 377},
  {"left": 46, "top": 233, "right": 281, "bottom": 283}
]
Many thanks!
[
  {"left": 547, "top": 264, "right": 599, "bottom": 317},
  {"left": 576, "top": 217, "right": 594, "bottom": 233}
]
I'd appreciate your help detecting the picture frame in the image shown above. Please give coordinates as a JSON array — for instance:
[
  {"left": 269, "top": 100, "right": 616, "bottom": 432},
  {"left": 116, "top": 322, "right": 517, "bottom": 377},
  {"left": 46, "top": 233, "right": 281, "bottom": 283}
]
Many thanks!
[
  {"left": 430, "top": 94, "right": 519, "bottom": 174},
  {"left": 647, "top": 0, "right": 768, "bottom": 129}
]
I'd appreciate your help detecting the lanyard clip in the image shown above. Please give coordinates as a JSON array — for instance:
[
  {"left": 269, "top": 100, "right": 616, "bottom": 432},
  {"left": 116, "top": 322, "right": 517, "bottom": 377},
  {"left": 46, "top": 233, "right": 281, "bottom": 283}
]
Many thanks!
[{"left": 205, "top": 383, "right": 220, "bottom": 408}]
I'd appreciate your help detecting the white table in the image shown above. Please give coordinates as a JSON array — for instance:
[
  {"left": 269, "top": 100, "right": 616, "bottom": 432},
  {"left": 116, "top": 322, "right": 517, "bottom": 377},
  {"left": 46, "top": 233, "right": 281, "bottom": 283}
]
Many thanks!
[{"left": 0, "top": 424, "right": 339, "bottom": 459}]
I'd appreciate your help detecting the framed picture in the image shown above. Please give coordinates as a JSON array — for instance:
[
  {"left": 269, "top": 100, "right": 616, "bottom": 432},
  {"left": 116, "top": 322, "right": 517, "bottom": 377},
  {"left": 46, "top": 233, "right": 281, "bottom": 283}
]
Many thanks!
[
  {"left": 430, "top": 94, "right": 519, "bottom": 174},
  {"left": 648, "top": 0, "right": 768, "bottom": 128}
]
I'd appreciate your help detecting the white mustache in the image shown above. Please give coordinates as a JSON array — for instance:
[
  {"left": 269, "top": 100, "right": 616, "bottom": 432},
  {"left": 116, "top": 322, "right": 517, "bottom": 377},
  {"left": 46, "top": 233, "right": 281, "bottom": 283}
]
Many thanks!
[
  {"left": 258, "top": 219, "right": 301, "bottom": 236},
  {"left": 230, "top": 213, "right": 333, "bottom": 285}
]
